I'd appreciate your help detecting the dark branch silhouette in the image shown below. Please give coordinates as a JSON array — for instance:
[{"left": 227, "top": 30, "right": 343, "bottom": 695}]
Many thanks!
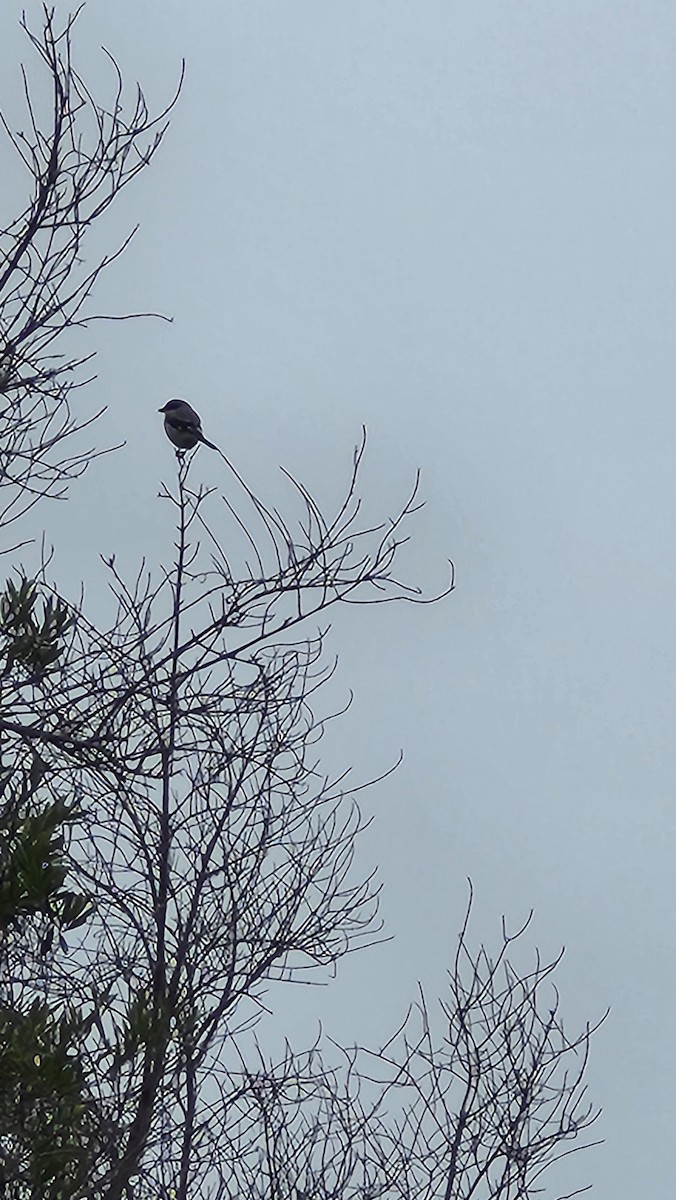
[{"left": 0, "top": 4, "right": 182, "bottom": 532}]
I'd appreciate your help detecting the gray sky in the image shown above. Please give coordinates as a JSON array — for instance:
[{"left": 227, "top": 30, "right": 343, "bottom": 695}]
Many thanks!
[{"left": 4, "top": 2, "right": 676, "bottom": 1195}]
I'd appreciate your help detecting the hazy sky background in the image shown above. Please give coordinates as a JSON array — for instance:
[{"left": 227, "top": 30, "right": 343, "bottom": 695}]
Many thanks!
[{"left": 3, "top": 2, "right": 676, "bottom": 1195}]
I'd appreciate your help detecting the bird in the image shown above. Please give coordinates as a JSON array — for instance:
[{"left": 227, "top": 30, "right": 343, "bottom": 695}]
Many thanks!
[{"left": 158, "top": 399, "right": 218, "bottom": 452}]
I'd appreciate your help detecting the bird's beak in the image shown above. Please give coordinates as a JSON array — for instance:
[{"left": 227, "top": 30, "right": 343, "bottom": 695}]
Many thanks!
[{"left": 158, "top": 405, "right": 166, "bottom": 412}]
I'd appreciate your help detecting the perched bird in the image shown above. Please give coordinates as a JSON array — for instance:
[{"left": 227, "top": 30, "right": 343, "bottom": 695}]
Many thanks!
[{"left": 158, "top": 399, "right": 218, "bottom": 452}]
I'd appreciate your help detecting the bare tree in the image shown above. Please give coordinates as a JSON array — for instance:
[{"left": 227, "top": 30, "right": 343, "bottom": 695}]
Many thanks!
[
  {"left": 1, "top": 439, "right": 605, "bottom": 1200},
  {"left": 18, "top": 437, "right": 447, "bottom": 1198},
  {"left": 0, "top": 8, "right": 604, "bottom": 1200}
]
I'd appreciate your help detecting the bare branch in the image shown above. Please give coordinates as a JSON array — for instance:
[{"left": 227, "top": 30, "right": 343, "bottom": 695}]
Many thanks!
[{"left": 0, "top": 4, "right": 182, "bottom": 531}]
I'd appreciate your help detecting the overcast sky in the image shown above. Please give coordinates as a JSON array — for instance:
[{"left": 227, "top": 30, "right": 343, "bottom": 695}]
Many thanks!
[{"left": 4, "top": 2, "right": 676, "bottom": 1196}]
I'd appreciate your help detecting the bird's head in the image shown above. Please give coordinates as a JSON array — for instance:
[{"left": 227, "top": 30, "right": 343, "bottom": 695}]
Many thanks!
[{"left": 158, "top": 399, "right": 185, "bottom": 414}]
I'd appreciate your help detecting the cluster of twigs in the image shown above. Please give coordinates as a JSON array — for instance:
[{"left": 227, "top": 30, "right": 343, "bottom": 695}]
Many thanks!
[{"left": 0, "top": 5, "right": 181, "bottom": 534}]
